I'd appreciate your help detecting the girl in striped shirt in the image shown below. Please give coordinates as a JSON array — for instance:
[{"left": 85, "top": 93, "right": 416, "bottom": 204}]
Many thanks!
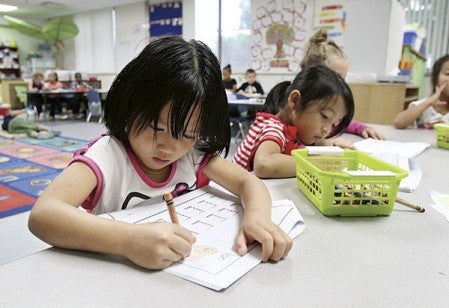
[{"left": 232, "top": 65, "right": 354, "bottom": 178}]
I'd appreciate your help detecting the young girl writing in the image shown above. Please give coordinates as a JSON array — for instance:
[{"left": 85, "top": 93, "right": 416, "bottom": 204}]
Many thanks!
[
  {"left": 299, "top": 29, "right": 384, "bottom": 145},
  {"left": 28, "top": 36, "right": 292, "bottom": 270},
  {"left": 232, "top": 65, "right": 354, "bottom": 178},
  {"left": 394, "top": 54, "right": 449, "bottom": 129}
]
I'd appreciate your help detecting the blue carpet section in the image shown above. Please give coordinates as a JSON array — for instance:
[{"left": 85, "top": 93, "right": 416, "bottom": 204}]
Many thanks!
[{"left": 0, "top": 136, "right": 87, "bottom": 219}]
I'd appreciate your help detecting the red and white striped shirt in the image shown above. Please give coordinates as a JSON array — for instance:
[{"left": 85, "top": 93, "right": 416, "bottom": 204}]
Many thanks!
[{"left": 232, "top": 112, "right": 301, "bottom": 171}]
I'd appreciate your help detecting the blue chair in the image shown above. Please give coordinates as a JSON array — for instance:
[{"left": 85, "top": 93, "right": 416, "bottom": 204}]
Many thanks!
[{"left": 86, "top": 89, "right": 103, "bottom": 123}]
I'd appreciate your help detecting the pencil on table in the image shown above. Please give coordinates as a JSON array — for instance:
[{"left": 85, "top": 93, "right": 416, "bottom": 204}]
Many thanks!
[
  {"left": 395, "top": 197, "right": 425, "bottom": 213},
  {"left": 163, "top": 192, "right": 180, "bottom": 224}
]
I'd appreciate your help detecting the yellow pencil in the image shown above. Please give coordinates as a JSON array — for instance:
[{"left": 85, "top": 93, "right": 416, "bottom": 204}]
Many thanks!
[
  {"left": 163, "top": 192, "right": 180, "bottom": 224},
  {"left": 395, "top": 197, "right": 425, "bottom": 213}
]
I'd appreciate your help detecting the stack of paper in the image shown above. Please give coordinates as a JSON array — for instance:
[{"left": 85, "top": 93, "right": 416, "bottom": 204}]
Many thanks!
[
  {"left": 353, "top": 138, "right": 429, "bottom": 192},
  {"left": 353, "top": 138, "right": 430, "bottom": 159},
  {"left": 370, "top": 152, "right": 422, "bottom": 192}
]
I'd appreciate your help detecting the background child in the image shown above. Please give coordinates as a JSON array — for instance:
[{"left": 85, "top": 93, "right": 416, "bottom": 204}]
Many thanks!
[
  {"left": 233, "top": 65, "right": 354, "bottom": 178},
  {"left": 70, "top": 72, "right": 90, "bottom": 119},
  {"left": 0, "top": 103, "right": 53, "bottom": 138},
  {"left": 43, "top": 71, "right": 67, "bottom": 119},
  {"left": 28, "top": 36, "right": 292, "bottom": 270},
  {"left": 237, "top": 68, "right": 264, "bottom": 95},
  {"left": 27, "top": 73, "right": 45, "bottom": 117},
  {"left": 298, "top": 29, "right": 384, "bottom": 146},
  {"left": 394, "top": 54, "right": 449, "bottom": 129},
  {"left": 222, "top": 64, "right": 237, "bottom": 93}
]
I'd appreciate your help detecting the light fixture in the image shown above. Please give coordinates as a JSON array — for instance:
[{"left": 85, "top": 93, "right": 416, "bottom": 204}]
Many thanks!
[{"left": 0, "top": 4, "right": 18, "bottom": 12}]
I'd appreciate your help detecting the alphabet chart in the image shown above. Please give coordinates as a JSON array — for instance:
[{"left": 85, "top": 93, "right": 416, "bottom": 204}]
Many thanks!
[{"left": 103, "top": 185, "right": 305, "bottom": 290}]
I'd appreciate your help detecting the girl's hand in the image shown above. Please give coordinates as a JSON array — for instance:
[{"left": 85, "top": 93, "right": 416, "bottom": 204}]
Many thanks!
[
  {"left": 123, "top": 222, "right": 196, "bottom": 269},
  {"left": 360, "top": 127, "right": 385, "bottom": 140},
  {"left": 331, "top": 136, "right": 355, "bottom": 149},
  {"left": 429, "top": 82, "right": 447, "bottom": 106},
  {"left": 234, "top": 210, "right": 292, "bottom": 262}
]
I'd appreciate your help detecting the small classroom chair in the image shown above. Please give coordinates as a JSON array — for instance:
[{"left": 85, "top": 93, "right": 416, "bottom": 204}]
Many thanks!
[{"left": 86, "top": 89, "right": 103, "bottom": 123}]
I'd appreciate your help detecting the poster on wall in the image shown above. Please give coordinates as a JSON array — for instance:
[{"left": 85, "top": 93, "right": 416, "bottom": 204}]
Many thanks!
[
  {"left": 313, "top": 1, "right": 347, "bottom": 47},
  {"left": 149, "top": 1, "right": 183, "bottom": 38},
  {"left": 250, "top": 0, "right": 313, "bottom": 73}
]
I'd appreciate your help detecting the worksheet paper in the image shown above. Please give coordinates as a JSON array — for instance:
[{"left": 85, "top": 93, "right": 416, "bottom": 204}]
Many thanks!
[
  {"left": 370, "top": 152, "right": 422, "bottom": 192},
  {"left": 353, "top": 138, "right": 428, "bottom": 192},
  {"left": 103, "top": 186, "right": 305, "bottom": 291},
  {"left": 353, "top": 138, "right": 430, "bottom": 159}
]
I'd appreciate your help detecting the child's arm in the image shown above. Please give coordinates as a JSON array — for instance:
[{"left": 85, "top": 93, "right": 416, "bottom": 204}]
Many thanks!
[
  {"left": 28, "top": 162, "right": 195, "bottom": 269},
  {"left": 345, "top": 120, "right": 385, "bottom": 140},
  {"left": 253, "top": 140, "right": 297, "bottom": 178},
  {"left": 394, "top": 83, "right": 447, "bottom": 129},
  {"left": 27, "top": 80, "right": 37, "bottom": 92},
  {"left": 204, "top": 156, "right": 293, "bottom": 262}
]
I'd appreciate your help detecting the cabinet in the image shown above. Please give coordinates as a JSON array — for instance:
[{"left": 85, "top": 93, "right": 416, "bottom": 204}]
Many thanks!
[
  {"left": 348, "top": 83, "right": 419, "bottom": 125},
  {"left": 0, "top": 46, "right": 21, "bottom": 78},
  {"left": 28, "top": 58, "right": 55, "bottom": 75},
  {"left": 1, "top": 79, "right": 28, "bottom": 109}
]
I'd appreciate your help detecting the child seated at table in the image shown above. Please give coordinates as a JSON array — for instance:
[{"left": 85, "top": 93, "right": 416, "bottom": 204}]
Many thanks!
[
  {"left": 232, "top": 65, "right": 354, "bottom": 178},
  {"left": 44, "top": 72, "right": 68, "bottom": 120},
  {"left": 237, "top": 68, "right": 264, "bottom": 95},
  {"left": 27, "top": 73, "right": 45, "bottom": 117},
  {"left": 70, "top": 72, "right": 90, "bottom": 119},
  {"left": 394, "top": 54, "right": 449, "bottom": 129}
]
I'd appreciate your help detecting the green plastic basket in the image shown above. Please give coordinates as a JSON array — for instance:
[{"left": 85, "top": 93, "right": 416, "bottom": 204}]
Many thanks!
[
  {"left": 435, "top": 123, "right": 449, "bottom": 149},
  {"left": 292, "top": 148, "right": 408, "bottom": 216}
]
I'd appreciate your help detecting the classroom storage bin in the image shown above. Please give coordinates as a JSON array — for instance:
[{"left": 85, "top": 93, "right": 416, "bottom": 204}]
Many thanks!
[
  {"left": 435, "top": 123, "right": 449, "bottom": 149},
  {"left": 292, "top": 148, "right": 408, "bottom": 216}
]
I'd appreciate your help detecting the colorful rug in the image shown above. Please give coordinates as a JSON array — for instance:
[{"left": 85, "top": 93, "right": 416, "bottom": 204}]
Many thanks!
[{"left": 0, "top": 135, "right": 87, "bottom": 218}]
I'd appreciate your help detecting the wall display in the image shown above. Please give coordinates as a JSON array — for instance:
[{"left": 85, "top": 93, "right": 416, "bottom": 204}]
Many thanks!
[
  {"left": 250, "top": 0, "right": 313, "bottom": 73},
  {"left": 149, "top": 1, "right": 183, "bottom": 38},
  {"left": 313, "top": 1, "right": 347, "bottom": 47}
]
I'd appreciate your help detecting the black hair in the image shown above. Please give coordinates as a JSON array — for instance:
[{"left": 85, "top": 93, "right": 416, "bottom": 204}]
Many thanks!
[
  {"left": 246, "top": 68, "right": 256, "bottom": 75},
  {"left": 104, "top": 36, "right": 231, "bottom": 156},
  {"left": 431, "top": 54, "right": 449, "bottom": 92},
  {"left": 262, "top": 80, "right": 291, "bottom": 114},
  {"left": 223, "top": 64, "right": 232, "bottom": 72},
  {"left": 284, "top": 65, "right": 354, "bottom": 138}
]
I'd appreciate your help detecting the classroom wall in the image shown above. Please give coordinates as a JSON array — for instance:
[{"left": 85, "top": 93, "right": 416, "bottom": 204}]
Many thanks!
[
  {"left": 343, "top": 0, "right": 404, "bottom": 78},
  {"left": 1, "top": 0, "right": 406, "bottom": 93}
]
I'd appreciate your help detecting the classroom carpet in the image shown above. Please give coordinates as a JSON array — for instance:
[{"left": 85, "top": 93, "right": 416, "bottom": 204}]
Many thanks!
[{"left": 0, "top": 135, "right": 88, "bottom": 219}]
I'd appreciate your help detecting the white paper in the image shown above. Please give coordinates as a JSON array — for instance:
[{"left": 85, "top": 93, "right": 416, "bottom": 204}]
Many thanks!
[
  {"left": 430, "top": 191, "right": 449, "bottom": 222},
  {"left": 370, "top": 152, "right": 422, "bottom": 192},
  {"left": 353, "top": 138, "right": 430, "bottom": 159},
  {"left": 103, "top": 186, "right": 305, "bottom": 291}
]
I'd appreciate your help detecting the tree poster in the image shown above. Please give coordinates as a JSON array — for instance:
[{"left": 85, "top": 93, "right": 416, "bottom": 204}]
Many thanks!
[{"left": 250, "top": 0, "right": 313, "bottom": 72}]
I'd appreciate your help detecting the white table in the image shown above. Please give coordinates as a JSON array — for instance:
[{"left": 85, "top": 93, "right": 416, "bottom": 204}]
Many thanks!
[{"left": 1, "top": 125, "right": 449, "bottom": 307}]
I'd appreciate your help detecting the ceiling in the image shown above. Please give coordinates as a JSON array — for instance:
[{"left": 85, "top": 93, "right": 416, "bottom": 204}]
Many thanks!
[{"left": 0, "top": 0, "right": 144, "bottom": 20}]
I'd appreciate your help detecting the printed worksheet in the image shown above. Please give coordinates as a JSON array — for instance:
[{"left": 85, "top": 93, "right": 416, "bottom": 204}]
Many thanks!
[
  {"left": 353, "top": 138, "right": 430, "bottom": 159},
  {"left": 103, "top": 186, "right": 305, "bottom": 291}
]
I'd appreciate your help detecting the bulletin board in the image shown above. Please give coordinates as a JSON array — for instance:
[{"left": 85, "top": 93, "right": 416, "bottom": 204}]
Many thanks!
[
  {"left": 149, "top": 1, "right": 183, "bottom": 38},
  {"left": 313, "top": 0, "right": 347, "bottom": 47},
  {"left": 250, "top": 0, "right": 313, "bottom": 73}
]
